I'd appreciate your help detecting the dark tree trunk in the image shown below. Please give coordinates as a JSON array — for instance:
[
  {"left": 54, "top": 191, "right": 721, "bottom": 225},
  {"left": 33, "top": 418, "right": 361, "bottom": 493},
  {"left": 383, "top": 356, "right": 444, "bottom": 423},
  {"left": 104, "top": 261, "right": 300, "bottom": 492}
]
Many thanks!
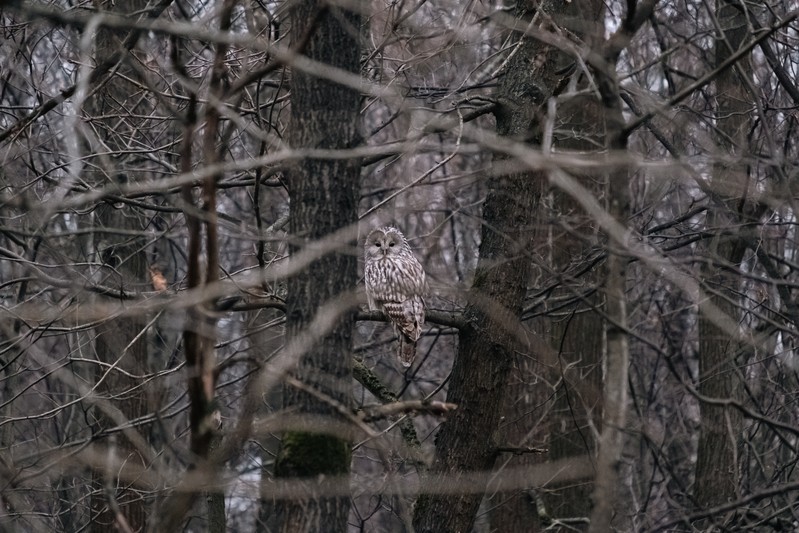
[
  {"left": 535, "top": 0, "right": 606, "bottom": 523},
  {"left": 694, "top": 0, "right": 749, "bottom": 513},
  {"left": 85, "top": 1, "right": 154, "bottom": 530},
  {"left": 410, "top": 1, "right": 546, "bottom": 527},
  {"left": 487, "top": 1, "right": 606, "bottom": 530},
  {"left": 273, "top": 0, "right": 362, "bottom": 531},
  {"left": 412, "top": 170, "right": 536, "bottom": 533}
]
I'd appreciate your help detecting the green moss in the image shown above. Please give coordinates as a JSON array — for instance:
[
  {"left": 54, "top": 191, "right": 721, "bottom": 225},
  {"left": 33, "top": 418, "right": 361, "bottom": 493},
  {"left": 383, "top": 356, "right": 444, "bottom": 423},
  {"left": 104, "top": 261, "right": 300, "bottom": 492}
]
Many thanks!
[
  {"left": 275, "top": 431, "right": 351, "bottom": 477},
  {"left": 353, "top": 360, "right": 421, "bottom": 451},
  {"left": 353, "top": 361, "right": 391, "bottom": 401}
]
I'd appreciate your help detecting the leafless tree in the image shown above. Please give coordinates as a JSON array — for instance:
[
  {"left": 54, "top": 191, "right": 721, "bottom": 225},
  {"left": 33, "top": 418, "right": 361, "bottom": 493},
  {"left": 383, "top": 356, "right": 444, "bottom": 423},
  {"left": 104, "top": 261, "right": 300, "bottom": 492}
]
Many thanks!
[{"left": 2, "top": 0, "right": 799, "bottom": 531}]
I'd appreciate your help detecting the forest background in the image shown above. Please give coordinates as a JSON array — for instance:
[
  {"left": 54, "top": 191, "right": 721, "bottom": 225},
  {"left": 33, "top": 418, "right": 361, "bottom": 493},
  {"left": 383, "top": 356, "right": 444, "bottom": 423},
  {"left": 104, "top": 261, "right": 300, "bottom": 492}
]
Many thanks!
[{"left": 1, "top": 0, "right": 799, "bottom": 531}]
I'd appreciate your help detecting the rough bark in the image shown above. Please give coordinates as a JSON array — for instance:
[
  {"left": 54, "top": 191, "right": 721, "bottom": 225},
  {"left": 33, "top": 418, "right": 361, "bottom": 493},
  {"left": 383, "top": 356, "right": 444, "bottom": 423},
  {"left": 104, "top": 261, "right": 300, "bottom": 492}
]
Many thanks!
[
  {"left": 273, "top": 0, "right": 362, "bottom": 530},
  {"left": 694, "top": 0, "right": 749, "bottom": 513},
  {"left": 538, "top": 9, "right": 606, "bottom": 523},
  {"left": 85, "top": 1, "right": 154, "bottom": 530},
  {"left": 411, "top": 2, "right": 542, "bottom": 528},
  {"left": 412, "top": 171, "right": 536, "bottom": 533},
  {"left": 487, "top": 1, "right": 606, "bottom": 530}
]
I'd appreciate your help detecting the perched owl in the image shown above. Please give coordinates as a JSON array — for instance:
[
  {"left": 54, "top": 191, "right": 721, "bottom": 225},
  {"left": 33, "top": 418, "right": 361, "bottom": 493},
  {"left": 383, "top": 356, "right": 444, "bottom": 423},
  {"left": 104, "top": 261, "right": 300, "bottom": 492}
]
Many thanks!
[{"left": 364, "top": 226, "right": 426, "bottom": 367}]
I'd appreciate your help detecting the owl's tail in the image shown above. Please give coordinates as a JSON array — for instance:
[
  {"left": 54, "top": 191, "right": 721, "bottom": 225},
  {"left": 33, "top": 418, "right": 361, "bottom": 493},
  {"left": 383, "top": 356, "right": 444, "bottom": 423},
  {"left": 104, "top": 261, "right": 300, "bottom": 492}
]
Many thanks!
[{"left": 398, "top": 335, "right": 416, "bottom": 367}]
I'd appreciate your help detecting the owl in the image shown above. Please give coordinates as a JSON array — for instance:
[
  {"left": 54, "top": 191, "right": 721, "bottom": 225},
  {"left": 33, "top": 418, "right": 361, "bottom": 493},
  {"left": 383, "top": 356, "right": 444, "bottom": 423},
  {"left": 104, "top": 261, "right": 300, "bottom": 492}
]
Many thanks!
[{"left": 364, "top": 226, "right": 426, "bottom": 367}]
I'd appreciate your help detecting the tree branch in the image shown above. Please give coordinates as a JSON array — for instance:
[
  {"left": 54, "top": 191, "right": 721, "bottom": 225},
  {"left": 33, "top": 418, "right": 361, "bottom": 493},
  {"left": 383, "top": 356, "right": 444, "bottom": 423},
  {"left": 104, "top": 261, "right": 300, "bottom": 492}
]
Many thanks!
[
  {"left": 358, "top": 400, "right": 457, "bottom": 421},
  {"left": 0, "top": 0, "right": 174, "bottom": 144},
  {"left": 622, "top": 8, "right": 799, "bottom": 137}
]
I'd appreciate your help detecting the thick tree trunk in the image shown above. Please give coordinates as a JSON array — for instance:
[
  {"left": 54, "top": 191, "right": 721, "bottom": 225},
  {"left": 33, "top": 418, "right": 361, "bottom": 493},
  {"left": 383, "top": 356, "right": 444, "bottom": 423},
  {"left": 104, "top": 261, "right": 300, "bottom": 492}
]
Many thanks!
[
  {"left": 538, "top": 0, "right": 606, "bottom": 519},
  {"left": 487, "top": 1, "right": 606, "bottom": 530},
  {"left": 694, "top": 0, "right": 749, "bottom": 512},
  {"left": 85, "top": 1, "right": 153, "bottom": 530},
  {"left": 412, "top": 167, "right": 536, "bottom": 533},
  {"left": 411, "top": 3, "right": 543, "bottom": 527},
  {"left": 273, "top": 0, "right": 362, "bottom": 531}
]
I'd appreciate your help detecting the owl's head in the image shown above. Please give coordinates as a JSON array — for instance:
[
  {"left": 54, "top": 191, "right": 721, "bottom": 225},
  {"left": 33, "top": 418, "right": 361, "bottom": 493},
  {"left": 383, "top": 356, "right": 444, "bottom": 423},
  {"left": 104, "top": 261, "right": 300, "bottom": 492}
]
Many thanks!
[{"left": 365, "top": 226, "right": 407, "bottom": 259}]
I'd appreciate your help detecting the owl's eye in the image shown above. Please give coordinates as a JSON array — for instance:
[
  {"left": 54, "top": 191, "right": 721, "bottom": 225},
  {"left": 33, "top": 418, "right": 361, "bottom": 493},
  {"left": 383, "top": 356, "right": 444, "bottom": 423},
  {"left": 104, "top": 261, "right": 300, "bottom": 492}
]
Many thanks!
[
  {"left": 373, "top": 242, "right": 380, "bottom": 247},
  {"left": 389, "top": 241, "right": 395, "bottom": 247}
]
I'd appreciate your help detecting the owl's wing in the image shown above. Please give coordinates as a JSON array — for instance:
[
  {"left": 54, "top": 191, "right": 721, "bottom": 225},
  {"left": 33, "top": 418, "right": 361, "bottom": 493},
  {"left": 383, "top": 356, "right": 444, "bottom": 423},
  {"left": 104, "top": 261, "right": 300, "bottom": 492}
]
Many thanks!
[{"left": 402, "top": 257, "right": 427, "bottom": 296}]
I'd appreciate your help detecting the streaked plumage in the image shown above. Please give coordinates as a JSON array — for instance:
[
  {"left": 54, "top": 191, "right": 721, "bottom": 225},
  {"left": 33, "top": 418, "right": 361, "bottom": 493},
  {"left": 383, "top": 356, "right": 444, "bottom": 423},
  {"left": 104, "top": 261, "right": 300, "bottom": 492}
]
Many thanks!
[{"left": 364, "top": 226, "right": 426, "bottom": 367}]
